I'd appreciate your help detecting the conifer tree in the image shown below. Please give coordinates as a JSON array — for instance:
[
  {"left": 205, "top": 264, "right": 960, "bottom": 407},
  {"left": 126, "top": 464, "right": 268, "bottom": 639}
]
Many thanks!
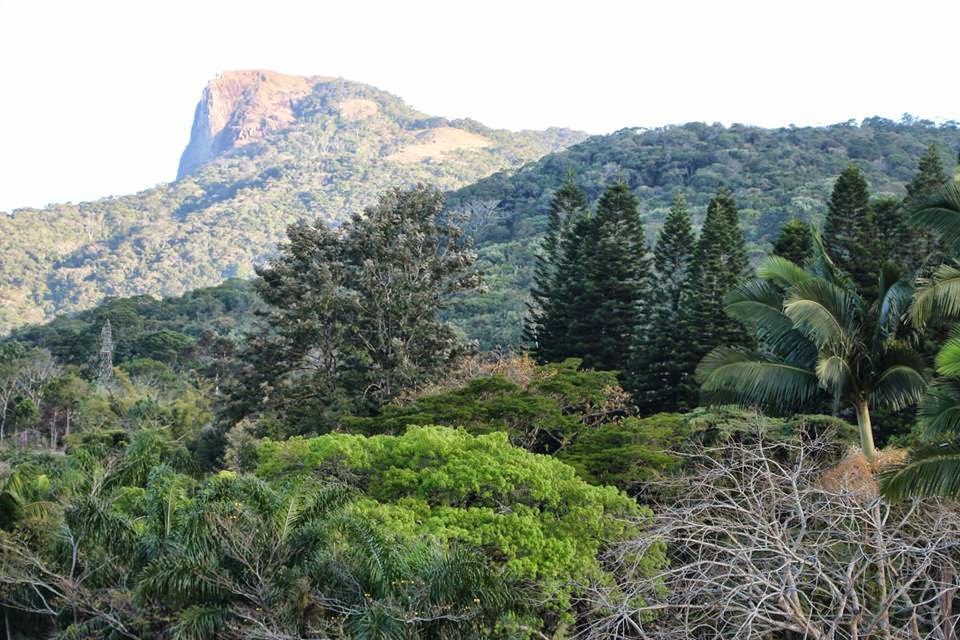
[
  {"left": 903, "top": 144, "right": 950, "bottom": 270},
  {"left": 565, "top": 182, "right": 649, "bottom": 372},
  {"left": 525, "top": 176, "right": 589, "bottom": 359},
  {"left": 625, "top": 193, "right": 696, "bottom": 412},
  {"left": 872, "top": 196, "right": 914, "bottom": 269},
  {"left": 677, "top": 189, "right": 750, "bottom": 406},
  {"left": 529, "top": 182, "right": 649, "bottom": 373},
  {"left": 823, "top": 165, "right": 880, "bottom": 297},
  {"left": 771, "top": 218, "right": 812, "bottom": 265}
]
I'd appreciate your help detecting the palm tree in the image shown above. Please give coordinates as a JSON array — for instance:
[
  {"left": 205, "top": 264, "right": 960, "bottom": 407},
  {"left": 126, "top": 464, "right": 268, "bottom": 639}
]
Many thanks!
[
  {"left": 881, "top": 327, "right": 960, "bottom": 498},
  {"left": 907, "top": 181, "right": 960, "bottom": 259},
  {"left": 139, "top": 473, "right": 521, "bottom": 639},
  {"left": 880, "top": 182, "right": 960, "bottom": 499},
  {"left": 699, "top": 231, "right": 927, "bottom": 460}
]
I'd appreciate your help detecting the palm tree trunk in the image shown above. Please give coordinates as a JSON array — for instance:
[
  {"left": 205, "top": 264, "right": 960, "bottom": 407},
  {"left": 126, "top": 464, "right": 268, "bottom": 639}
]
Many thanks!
[{"left": 855, "top": 400, "right": 877, "bottom": 461}]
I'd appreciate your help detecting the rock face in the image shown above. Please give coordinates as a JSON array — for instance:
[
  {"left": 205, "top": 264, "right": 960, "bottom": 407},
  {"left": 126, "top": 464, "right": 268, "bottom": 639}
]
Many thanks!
[
  {"left": 1, "top": 70, "right": 587, "bottom": 335},
  {"left": 176, "top": 70, "right": 330, "bottom": 178}
]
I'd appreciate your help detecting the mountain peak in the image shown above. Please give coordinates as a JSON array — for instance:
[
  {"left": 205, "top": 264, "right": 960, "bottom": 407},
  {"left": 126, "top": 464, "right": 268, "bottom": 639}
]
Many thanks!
[{"left": 176, "top": 70, "right": 333, "bottom": 178}]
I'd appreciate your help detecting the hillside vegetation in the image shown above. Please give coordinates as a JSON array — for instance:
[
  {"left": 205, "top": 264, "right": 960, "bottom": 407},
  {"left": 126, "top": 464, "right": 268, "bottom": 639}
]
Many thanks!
[
  {"left": 0, "top": 71, "right": 584, "bottom": 334},
  {"left": 446, "top": 117, "right": 960, "bottom": 345}
]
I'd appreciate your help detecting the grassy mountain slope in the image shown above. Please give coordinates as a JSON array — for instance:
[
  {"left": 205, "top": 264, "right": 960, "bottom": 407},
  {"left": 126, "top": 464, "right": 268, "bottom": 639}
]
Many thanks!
[
  {"left": 0, "top": 71, "right": 585, "bottom": 334},
  {"left": 444, "top": 118, "right": 960, "bottom": 346}
]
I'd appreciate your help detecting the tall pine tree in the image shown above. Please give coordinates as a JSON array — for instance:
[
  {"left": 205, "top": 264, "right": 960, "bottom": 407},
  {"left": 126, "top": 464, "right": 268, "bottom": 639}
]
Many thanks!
[
  {"left": 625, "top": 193, "right": 697, "bottom": 413},
  {"left": 771, "top": 218, "right": 813, "bottom": 265},
  {"left": 569, "top": 182, "right": 649, "bottom": 372},
  {"left": 529, "top": 181, "right": 649, "bottom": 373},
  {"left": 903, "top": 144, "right": 950, "bottom": 271},
  {"left": 678, "top": 189, "right": 750, "bottom": 406},
  {"left": 823, "top": 165, "right": 880, "bottom": 297},
  {"left": 525, "top": 175, "right": 589, "bottom": 360}
]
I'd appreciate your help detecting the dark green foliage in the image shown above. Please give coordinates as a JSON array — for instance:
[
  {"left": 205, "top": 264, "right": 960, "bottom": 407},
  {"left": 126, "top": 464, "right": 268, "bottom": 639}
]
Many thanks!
[
  {"left": 677, "top": 189, "right": 751, "bottom": 406},
  {"left": 625, "top": 194, "right": 697, "bottom": 413},
  {"left": 700, "top": 235, "right": 928, "bottom": 460},
  {"left": 558, "top": 413, "right": 687, "bottom": 496},
  {"left": 445, "top": 119, "right": 960, "bottom": 347},
  {"left": 343, "top": 358, "right": 625, "bottom": 453},
  {"left": 902, "top": 144, "right": 952, "bottom": 269},
  {"left": 6, "top": 279, "right": 257, "bottom": 376},
  {"left": 558, "top": 407, "right": 854, "bottom": 498},
  {"left": 823, "top": 165, "right": 881, "bottom": 297},
  {"left": 771, "top": 218, "right": 813, "bottom": 265},
  {"left": 872, "top": 196, "right": 913, "bottom": 268},
  {"left": 524, "top": 175, "right": 589, "bottom": 359},
  {"left": 529, "top": 182, "right": 649, "bottom": 372},
  {"left": 231, "top": 186, "right": 479, "bottom": 432}
]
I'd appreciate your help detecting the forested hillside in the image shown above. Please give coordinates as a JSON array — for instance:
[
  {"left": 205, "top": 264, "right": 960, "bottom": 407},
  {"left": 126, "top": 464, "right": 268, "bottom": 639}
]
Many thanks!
[
  {"left": 6, "top": 169, "right": 960, "bottom": 637},
  {"left": 0, "top": 71, "right": 584, "bottom": 334},
  {"left": 446, "top": 117, "right": 960, "bottom": 345}
]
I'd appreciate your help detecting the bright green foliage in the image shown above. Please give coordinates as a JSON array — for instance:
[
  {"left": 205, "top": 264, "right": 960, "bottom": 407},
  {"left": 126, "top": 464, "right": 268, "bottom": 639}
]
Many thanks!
[
  {"left": 558, "top": 414, "right": 688, "bottom": 496},
  {"left": 342, "top": 358, "right": 625, "bottom": 453},
  {"left": 678, "top": 189, "right": 751, "bottom": 406},
  {"left": 529, "top": 182, "right": 649, "bottom": 372},
  {"left": 525, "top": 175, "right": 589, "bottom": 360},
  {"left": 231, "top": 186, "right": 479, "bottom": 429},
  {"left": 771, "top": 218, "right": 813, "bottom": 265},
  {"left": 1, "top": 428, "right": 528, "bottom": 639},
  {"left": 256, "top": 425, "right": 662, "bottom": 610},
  {"left": 700, "top": 233, "right": 928, "bottom": 460},
  {"left": 625, "top": 194, "right": 697, "bottom": 413},
  {"left": 823, "top": 165, "right": 881, "bottom": 298}
]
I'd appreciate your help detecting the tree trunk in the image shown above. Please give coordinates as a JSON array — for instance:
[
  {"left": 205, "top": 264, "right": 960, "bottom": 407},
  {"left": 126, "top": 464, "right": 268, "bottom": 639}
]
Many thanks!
[{"left": 855, "top": 400, "right": 877, "bottom": 461}]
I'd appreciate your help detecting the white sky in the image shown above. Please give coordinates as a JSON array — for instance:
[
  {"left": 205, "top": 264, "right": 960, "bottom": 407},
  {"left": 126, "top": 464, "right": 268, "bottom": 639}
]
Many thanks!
[{"left": 0, "top": 0, "right": 957, "bottom": 212}]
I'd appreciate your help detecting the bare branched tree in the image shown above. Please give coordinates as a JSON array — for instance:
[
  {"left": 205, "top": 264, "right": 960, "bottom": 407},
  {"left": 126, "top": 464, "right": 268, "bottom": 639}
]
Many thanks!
[{"left": 577, "top": 431, "right": 960, "bottom": 640}]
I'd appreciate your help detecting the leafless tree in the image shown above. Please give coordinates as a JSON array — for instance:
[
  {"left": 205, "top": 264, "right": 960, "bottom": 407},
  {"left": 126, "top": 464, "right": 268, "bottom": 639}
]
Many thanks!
[
  {"left": 448, "top": 198, "right": 502, "bottom": 239},
  {"left": 577, "top": 431, "right": 960, "bottom": 640}
]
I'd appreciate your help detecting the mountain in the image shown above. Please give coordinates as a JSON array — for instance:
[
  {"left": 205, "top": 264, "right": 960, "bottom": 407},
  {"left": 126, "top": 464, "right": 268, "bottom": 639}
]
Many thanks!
[
  {"left": 443, "top": 118, "right": 960, "bottom": 346},
  {"left": 0, "top": 70, "right": 586, "bottom": 334}
]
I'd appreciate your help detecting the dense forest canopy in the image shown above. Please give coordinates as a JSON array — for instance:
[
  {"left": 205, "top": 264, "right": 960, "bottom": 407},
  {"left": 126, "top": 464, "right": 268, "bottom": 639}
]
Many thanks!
[{"left": 4, "top": 72, "right": 960, "bottom": 638}]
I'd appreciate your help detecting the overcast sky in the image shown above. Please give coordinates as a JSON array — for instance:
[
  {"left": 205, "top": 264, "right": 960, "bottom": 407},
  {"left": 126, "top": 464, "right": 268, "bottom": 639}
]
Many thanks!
[{"left": 1, "top": 0, "right": 957, "bottom": 211}]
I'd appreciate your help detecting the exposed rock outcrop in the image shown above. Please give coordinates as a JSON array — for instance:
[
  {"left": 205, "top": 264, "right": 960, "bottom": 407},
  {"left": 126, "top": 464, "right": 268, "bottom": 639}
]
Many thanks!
[{"left": 176, "top": 70, "right": 330, "bottom": 178}]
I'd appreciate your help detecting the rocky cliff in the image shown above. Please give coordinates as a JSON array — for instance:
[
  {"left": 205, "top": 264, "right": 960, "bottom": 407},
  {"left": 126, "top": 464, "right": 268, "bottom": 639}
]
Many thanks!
[
  {"left": 0, "top": 71, "right": 587, "bottom": 334},
  {"left": 177, "top": 70, "right": 331, "bottom": 178}
]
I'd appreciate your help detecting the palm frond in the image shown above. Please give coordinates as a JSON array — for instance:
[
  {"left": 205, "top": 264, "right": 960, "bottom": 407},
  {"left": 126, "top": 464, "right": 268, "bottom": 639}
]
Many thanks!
[
  {"left": 815, "top": 353, "right": 852, "bottom": 394},
  {"left": 755, "top": 255, "right": 810, "bottom": 288},
  {"left": 909, "top": 182, "right": 960, "bottom": 254},
  {"left": 725, "top": 278, "right": 817, "bottom": 364},
  {"left": 698, "top": 346, "right": 820, "bottom": 409},
  {"left": 910, "top": 262, "right": 960, "bottom": 327},
  {"left": 784, "top": 278, "right": 859, "bottom": 349},
  {"left": 871, "top": 365, "right": 928, "bottom": 412},
  {"left": 171, "top": 605, "right": 231, "bottom": 640},
  {"left": 935, "top": 327, "right": 960, "bottom": 377},
  {"left": 875, "top": 277, "right": 912, "bottom": 344},
  {"left": 880, "top": 441, "right": 960, "bottom": 499},
  {"left": 725, "top": 279, "right": 792, "bottom": 338},
  {"left": 808, "top": 226, "right": 849, "bottom": 287},
  {"left": 919, "top": 379, "right": 960, "bottom": 438}
]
